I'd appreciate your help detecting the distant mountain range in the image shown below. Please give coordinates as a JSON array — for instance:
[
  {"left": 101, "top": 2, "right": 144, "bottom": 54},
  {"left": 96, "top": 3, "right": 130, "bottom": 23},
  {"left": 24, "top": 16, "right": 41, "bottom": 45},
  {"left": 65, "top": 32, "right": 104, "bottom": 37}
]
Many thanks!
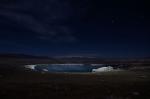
[
  {"left": 0, "top": 53, "right": 50, "bottom": 59},
  {"left": 54, "top": 56, "right": 97, "bottom": 59},
  {"left": 0, "top": 53, "right": 150, "bottom": 61}
]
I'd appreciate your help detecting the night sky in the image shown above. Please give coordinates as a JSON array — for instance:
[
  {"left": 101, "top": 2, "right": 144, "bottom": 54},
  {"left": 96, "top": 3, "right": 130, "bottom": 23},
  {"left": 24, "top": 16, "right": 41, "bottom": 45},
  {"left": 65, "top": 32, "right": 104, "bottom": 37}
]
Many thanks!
[{"left": 0, "top": 0, "right": 150, "bottom": 58}]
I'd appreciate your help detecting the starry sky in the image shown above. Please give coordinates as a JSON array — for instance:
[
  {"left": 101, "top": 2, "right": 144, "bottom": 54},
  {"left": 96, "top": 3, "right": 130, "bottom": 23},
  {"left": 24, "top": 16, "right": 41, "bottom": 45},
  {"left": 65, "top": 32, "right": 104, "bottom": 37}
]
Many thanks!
[{"left": 0, "top": 0, "right": 150, "bottom": 58}]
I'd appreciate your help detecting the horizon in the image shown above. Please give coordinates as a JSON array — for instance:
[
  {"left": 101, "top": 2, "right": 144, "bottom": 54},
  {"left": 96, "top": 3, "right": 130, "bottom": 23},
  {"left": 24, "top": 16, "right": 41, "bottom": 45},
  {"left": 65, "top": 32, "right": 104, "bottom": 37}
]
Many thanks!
[{"left": 0, "top": 52, "right": 150, "bottom": 59}]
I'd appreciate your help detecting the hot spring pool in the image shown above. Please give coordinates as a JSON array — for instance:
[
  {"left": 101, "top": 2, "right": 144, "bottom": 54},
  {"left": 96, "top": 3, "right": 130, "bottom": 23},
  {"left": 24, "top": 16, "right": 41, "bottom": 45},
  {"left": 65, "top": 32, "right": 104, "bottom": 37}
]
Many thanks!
[{"left": 24, "top": 64, "right": 115, "bottom": 73}]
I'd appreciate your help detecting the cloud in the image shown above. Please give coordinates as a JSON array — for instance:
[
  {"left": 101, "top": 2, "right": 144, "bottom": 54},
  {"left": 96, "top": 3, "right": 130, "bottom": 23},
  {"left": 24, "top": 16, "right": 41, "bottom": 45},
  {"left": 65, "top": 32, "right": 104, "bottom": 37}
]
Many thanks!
[{"left": 0, "top": 0, "right": 78, "bottom": 43}]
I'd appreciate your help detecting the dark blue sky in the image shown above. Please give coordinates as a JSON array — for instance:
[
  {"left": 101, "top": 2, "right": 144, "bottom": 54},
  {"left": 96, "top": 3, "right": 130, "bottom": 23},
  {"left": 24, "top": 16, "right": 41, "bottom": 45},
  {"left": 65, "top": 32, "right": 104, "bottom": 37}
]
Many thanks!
[{"left": 0, "top": 0, "right": 150, "bottom": 58}]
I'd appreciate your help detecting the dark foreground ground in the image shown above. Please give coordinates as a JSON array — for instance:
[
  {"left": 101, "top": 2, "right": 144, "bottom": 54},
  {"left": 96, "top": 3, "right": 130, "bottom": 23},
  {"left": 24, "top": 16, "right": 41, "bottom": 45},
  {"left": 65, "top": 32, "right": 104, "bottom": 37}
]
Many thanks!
[
  {"left": 0, "top": 70, "right": 150, "bottom": 99},
  {"left": 0, "top": 57, "right": 150, "bottom": 99}
]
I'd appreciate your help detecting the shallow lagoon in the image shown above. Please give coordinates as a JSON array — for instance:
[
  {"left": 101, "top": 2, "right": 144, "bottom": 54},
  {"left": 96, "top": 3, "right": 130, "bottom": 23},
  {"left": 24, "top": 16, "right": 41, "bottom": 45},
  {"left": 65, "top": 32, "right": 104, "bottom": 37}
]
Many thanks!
[{"left": 25, "top": 64, "right": 109, "bottom": 73}]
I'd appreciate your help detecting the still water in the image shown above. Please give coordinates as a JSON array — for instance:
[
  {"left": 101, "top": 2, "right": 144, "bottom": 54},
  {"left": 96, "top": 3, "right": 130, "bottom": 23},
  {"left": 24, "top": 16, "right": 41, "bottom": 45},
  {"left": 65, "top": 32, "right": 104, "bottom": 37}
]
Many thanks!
[{"left": 25, "top": 64, "right": 108, "bottom": 73}]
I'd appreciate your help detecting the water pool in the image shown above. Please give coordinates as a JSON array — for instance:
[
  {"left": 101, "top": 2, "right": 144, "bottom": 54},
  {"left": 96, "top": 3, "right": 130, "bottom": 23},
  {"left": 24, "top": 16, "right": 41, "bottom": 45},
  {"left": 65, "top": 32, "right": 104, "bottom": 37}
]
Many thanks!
[{"left": 25, "top": 64, "right": 115, "bottom": 73}]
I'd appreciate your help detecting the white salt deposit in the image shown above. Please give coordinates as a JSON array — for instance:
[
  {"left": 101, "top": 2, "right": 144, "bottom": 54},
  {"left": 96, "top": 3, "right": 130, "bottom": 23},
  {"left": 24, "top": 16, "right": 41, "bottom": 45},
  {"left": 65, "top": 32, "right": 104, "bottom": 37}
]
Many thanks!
[
  {"left": 92, "top": 66, "right": 114, "bottom": 72},
  {"left": 42, "top": 69, "right": 48, "bottom": 72},
  {"left": 24, "top": 65, "right": 36, "bottom": 70}
]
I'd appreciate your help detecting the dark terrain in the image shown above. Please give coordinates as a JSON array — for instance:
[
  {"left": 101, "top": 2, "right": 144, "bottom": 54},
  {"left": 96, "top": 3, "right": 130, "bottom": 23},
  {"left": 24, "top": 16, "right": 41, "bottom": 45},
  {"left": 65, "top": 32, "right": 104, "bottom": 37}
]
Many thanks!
[{"left": 0, "top": 54, "right": 150, "bottom": 99}]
